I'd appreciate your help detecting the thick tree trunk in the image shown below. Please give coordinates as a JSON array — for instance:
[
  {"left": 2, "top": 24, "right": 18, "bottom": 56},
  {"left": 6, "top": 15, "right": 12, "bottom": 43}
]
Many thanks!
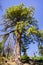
[{"left": 14, "top": 31, "right": 23, "bottom": 65}]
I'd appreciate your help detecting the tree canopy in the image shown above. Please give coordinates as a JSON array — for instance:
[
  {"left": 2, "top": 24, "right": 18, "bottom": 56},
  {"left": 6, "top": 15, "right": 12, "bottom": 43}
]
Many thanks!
[{"left": 3, "top": 4, "right": 43, "bottom": 45}]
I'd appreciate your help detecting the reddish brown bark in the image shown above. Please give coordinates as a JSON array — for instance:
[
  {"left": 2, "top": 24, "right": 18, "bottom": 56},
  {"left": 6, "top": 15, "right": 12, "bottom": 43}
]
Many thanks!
[{"left": 14, "top": 31, "right": 23, "bottom": 65}]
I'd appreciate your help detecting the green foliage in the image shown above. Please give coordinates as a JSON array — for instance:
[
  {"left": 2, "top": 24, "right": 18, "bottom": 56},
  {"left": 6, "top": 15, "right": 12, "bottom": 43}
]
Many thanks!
[
  {"left": 27, "top": 26, "right": 41, "bottom": 37},
  {"left": 22, "top": 45, "right": 26, "bottom": 55},
  {"left": 20, "top": 55, "right": 29, "bottom": 63},
  {"left": 3, "top": 4, "right": 39, "bottom": 37},
  {"left": 3, "top": 4, "right": 34, "bottom": 25},
  {"left": 39, "top": 45, "right": 43, "bottom": 49},
  {"left": 0, "top": 42, "right": 2, "bottom": 50},
  {"left": 38, "top": 45, "right": 43, "bottom": 56},
  {"left": 32, "top": 56, "right": 43, "bottom": 61},
  {"left": 0, "top": 42, "right": 2, "bottom": 53},
  {"left": 41, "top": 30, "right": 43, "bottom": 39}
]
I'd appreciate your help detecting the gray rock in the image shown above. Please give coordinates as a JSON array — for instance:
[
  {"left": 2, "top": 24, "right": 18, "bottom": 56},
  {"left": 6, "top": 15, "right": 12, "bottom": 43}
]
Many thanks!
[{"left": 23, "top": 63, "right": 30, "bottom": 65}]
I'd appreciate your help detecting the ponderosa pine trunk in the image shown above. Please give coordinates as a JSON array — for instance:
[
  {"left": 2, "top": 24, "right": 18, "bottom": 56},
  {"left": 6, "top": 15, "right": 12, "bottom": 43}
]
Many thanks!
[{"left": 14, "top": 31, "right": 23, "bottom": 65}]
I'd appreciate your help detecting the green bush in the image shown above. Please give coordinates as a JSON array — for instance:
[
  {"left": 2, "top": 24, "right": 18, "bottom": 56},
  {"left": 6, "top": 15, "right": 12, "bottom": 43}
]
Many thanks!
[
  {"left": 32, "top": 56, "right": 43, "bottom": 61},
  {"left": 20, "top": 55, "right": 29, "bottom": 63}
]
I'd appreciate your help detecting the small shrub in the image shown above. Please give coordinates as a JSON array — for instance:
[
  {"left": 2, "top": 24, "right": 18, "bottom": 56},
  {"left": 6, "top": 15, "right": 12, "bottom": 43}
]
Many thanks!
[
  {"left": 32, "top": 56, "right": 43, "bottom": 61},
  {"left": 20, "top": 55, "right": 29, "bottom": 63}
]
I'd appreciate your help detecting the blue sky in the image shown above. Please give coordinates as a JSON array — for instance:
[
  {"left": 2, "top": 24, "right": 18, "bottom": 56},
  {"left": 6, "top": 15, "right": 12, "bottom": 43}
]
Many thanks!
[{"left": 0, "top": 0, "right": 43, "bottom": 56}]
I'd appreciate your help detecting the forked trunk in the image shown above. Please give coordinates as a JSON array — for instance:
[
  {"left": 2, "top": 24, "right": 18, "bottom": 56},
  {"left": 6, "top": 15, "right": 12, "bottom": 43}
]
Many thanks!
[{"left": 14, "top": 31, "right": 23, "bottom": 65}]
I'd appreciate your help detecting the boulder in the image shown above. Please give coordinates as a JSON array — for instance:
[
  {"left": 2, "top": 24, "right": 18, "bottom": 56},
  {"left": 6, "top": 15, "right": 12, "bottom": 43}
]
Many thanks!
[{"left": 23, "top": 63, "right": 30, "bottom": 65}]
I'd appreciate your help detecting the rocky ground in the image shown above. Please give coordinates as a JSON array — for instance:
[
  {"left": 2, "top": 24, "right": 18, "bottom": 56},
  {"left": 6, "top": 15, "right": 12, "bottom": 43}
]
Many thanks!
[{"left": 0, "top": 57, "right": 43, "bottom": 65}]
